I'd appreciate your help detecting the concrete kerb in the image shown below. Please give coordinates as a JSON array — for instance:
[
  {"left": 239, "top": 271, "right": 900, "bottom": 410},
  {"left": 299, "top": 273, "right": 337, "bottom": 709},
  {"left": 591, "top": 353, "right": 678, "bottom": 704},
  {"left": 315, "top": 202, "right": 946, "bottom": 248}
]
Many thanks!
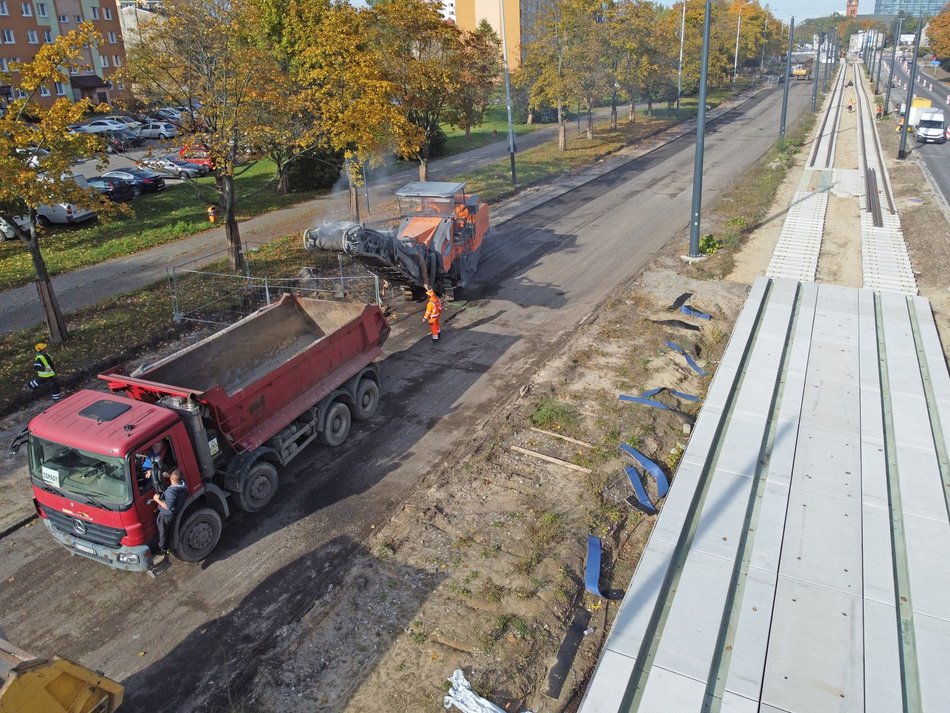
[{"left": 0, "top": 86, "right": 768, "bottom": 541}]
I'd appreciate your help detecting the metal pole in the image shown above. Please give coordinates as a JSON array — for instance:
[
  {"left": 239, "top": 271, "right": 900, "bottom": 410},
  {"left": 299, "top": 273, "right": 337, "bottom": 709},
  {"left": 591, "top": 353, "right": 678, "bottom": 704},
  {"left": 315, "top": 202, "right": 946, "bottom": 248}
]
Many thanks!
[
  {"left": 779, "top": 17, "right": 794, "bottom": 140},
  {"left": 898, "top": 14, "right": 923, "bottom": 160},
  {"left": 677, "top": 0, "right": 686, "bottom": 111},
  {"left": 733, "top": 6, "right": 743, "bottom": 84},
  {"left": 823, "top": 29, "right": 832, "bottom": 90},
  {"left": 759, "top": 15, "right": 766, "bottom": 71},
  {"left": 811, "top": 34, "right": 821, "bottom": 112},
  {"left": 498, "top": 0, "right": 517, "bottom": 186},
  {"left": 875, "top": 33, "right": 885, "bottom": 93},
  {"left": 687, "top": 0, "right": 713, "bottom": 258},
  {"left": 884, "top": 18, "right": 902, "bottom": 116}
]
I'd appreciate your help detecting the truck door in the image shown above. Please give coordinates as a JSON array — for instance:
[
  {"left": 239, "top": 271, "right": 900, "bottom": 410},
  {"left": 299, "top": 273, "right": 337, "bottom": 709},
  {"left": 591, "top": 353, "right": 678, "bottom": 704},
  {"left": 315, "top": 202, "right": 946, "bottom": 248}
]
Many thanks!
[{"left": 131, "top": 436, "right": 179, "bottom": 541}]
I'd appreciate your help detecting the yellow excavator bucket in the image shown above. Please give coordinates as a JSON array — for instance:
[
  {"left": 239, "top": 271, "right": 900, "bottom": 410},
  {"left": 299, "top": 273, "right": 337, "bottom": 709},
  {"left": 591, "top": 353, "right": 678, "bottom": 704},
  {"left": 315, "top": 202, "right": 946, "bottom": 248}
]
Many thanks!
[{"left": 0, "top": 637, "right": 123, "bottom": 713}]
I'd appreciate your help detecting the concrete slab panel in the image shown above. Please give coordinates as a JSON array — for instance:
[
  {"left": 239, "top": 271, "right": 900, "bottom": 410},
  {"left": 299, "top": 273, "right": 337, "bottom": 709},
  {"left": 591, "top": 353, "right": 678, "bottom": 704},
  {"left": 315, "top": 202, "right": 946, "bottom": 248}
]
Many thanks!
[
  {"left": 636, "top": 665, "right": 707, "bottom": 713},
  {"left": 863, "top": 598, "right": 903, "bottom": 713}
]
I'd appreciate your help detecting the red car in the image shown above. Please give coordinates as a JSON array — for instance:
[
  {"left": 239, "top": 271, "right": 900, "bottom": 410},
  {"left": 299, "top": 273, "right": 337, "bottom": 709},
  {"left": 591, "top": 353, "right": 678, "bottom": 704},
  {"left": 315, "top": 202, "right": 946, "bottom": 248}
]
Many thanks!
[{"left": 179, "top": 144, "right": 214, "bottom": 170}]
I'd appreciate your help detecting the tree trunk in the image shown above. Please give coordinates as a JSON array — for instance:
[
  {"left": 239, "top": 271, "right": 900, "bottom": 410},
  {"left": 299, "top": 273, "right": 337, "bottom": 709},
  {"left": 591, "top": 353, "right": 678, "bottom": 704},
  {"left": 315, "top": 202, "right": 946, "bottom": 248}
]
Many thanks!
[
  {"left": 647, "top": 98, "right": 653, "bottom": 116},
  {"left": 610, "top": 90, "right": 618, "bottom": 130},
  {"left": 218, "top": 174, "right": 244, "bottom": 273},
  {"left": 629, "top": 102, "right": 635, "bottom": 122},
  {"left": 16, "top": 218, "right": 67, "bottom": 343},
  {"left": 586, "top": 101, "right": 593, "bottom": 140},
  {"left": 557, "top": 101, "right": 566, "bottom": 151},
  {"left": 527, "top": 107, "right": 534, "bottom": 125},
  {"left": 465, "top": 125, "right": 471, "bottom": 141},
  {"left": 349, "top": 185, "right": 360, "bottom": 223},
  {"left": 277, "top": 164, "right": 290, "bottom": 195},
  {"left": 418, "top": 159, "right": 429, "bottom": 181}
]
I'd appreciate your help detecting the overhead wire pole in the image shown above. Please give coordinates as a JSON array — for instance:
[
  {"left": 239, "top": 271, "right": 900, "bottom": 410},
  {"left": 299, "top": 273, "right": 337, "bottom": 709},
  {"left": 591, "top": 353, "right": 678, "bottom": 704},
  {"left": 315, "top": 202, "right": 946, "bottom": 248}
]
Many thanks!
[
  {"left": 733, "top": 2, "right": 749, "bottom": 85},
  {"left": 811, "top": 34, "right": 822, "bottom": 113},
  {"left": 687, "top": 0, "right": 713, "bottom": 258},
  {"left": 884, "top": 18, "right": 903, "bottom": 117},
  {"left": 779, "top": 17, "right": 794, "bottom": 140},
  {"left": 498, "top": 0, "right": 517, "bottom": 186},
  {"left": 677, "top": 0, "right": 686, "bottom": 112},
  {"left": 875, "top": 30, "right": 885, "bottom": 93},
  {"left": 898, "top": 14, "right": 923, "bottom": 160},
  {"left": 823, "top": 29, "right": 833, "bottom": 91}
]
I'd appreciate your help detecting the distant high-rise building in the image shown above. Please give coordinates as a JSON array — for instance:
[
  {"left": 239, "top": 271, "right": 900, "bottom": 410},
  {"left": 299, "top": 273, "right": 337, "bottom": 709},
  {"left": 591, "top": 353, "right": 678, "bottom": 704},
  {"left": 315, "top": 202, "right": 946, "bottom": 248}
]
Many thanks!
[
  {"left": 874, "top": 0, "right": 945, "bottom": 14},
  {"left": 847, "top": 0, "right": 859, "bottom": 18},
  {"left": 455, "top": 0, "right": 542, "bottom": 70}
]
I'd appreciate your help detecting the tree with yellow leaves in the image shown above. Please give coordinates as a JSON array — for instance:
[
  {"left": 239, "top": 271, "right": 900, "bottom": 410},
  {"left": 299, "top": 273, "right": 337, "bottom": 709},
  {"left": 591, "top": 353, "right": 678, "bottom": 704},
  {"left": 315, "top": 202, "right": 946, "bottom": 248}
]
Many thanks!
[
  {"left": 0, "top": 25, "right": 113, "bottom": 343},
  {"left": 929, "top": 3, "right": 950, "bottom": 64},
  {"left": 121, "top": 0, "right": 299, "bottom": 272}
]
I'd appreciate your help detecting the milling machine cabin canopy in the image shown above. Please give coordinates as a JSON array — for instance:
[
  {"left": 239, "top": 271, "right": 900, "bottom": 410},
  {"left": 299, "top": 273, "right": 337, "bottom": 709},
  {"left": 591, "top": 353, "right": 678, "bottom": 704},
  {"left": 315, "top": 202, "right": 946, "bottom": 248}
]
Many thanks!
[{"left": 303, "top": 181, "right": 489, "bottom": 300}]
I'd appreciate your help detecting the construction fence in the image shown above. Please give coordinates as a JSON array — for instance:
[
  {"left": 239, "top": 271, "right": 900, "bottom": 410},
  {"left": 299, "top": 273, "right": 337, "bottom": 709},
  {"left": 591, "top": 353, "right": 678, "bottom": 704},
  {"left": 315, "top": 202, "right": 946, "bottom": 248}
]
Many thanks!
[{"left": 167, "top": 243, "right": 381, "bottom": 327}]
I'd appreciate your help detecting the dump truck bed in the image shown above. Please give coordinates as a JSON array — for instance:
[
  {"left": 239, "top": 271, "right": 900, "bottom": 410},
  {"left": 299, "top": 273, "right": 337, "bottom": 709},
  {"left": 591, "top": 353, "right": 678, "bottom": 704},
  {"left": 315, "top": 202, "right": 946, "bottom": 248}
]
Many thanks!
[{"left": 102, "top": 295, "right": 389, "bottom": 452}]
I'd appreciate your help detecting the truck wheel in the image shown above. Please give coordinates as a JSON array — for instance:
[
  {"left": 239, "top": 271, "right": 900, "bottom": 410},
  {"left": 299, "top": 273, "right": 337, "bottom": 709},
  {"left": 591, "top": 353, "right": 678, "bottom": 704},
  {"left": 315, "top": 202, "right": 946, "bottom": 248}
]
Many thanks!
[
  {"left": 352, "top": 379, "right": 380, "bottom": 421},
  {"left": 235, "top": 461, "right": 279, "bottom": 513},
  {"left": 175, "top": 507, "right": 223, "bottom": 562},
  {"left": 319, "top": 401, "right": 351, "bottom": 447}
]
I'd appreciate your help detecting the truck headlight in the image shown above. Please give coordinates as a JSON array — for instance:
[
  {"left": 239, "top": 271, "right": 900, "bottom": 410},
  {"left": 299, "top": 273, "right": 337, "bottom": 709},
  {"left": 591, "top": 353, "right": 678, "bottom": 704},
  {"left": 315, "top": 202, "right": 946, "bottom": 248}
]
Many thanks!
[{"left": 117, "top": 552, "right": 140, "bottom": 564}]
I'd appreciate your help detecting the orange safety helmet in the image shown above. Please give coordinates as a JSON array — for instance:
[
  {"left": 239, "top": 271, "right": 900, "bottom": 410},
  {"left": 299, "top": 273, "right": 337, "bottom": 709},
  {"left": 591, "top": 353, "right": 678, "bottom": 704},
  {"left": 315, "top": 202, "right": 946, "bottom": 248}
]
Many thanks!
[{"left": 426, "top": 289, "right": 436, "bottom": 297}]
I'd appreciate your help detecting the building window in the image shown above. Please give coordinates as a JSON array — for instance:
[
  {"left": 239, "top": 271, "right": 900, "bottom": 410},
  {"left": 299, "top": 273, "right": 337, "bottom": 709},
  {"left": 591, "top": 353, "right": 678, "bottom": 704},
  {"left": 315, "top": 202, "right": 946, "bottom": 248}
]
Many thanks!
[
  {"left": 58, "top": 13, "right": 67, "bottom": 21},
  {"left": 2, "top": 29, "right": 15, "bottom": 44},
  {"left": 16, "top": 88, "right": 26, "bottom": 98},
  {"left": 0, "top": 1, "right": 9, "bottom": 15},
  {"left": 27, "top": 29, "right": 38, "bottom": 44},
  {"left": 103, "top": 6, "right": 111, "bottom": 19},
  {"left": 117, "top": 82, "right": 124, "bottom": 90},
  {"left": 90, "top": 6, "right": 99, "bottom": 19},
  {"left": 43, "top": 29, "right": 51, "bottom": 42},
  {"left": 20, "top": 1, "right": 31, "bottom": 16},
  {"left": 39, "top": 84, "right": 50, "bottom": 96},
  {"left": 99, "top": 54, "right": 109, "bottom": 67},
  {"left": 54, "top": 81, "right": 64, "bottom": 95},
  {"left": 75, "top": 14, "right": 82, "bottom": 22},
  {"left": 112, "top": 54, "right": 120, "bottom": 66},
  {"left": 0, "top": 58, "right": 7, "bottom": 71},
  {"left": 37, "top": 2, "right": 47, "bottom": 17},
  {"left": 108, "top": 31, "right": 116, "bottom": 43}
]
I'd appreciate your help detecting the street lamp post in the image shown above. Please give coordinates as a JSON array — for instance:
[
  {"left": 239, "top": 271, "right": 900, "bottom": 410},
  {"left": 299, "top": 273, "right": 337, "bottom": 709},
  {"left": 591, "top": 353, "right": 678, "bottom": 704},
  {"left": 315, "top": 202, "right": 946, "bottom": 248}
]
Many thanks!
[
  {"left": 498, "top": 0, "right": 517, "bottom": 186},
  {"left": 760, "top": 15, "right": 767, "bottom": 71},
  {"left": 677, "top": 0, "right": 687, "bottom": 112},
  {"left": 780, "top": 17, "right": 794, "bottom": 140},
  {"left": 687, "top": 0, "right": 713, "bottom": 258},
  {"left": 898, "top": 14, "right": 924, "bottom": 160},
  {"left": 733, "top": 2, "right": 750, "bottom": 85},
  {"left": 884, "top": 18, "right": 902, "bottom": 116}
]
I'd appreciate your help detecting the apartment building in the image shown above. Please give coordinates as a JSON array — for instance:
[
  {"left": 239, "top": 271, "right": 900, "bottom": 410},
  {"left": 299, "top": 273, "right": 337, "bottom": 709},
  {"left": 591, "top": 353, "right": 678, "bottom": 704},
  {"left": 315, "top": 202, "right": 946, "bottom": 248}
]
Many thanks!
[
  {"left": 0, "top": 0, "right": 125, "bottom": 108},
  {"left": 874, "top": 0, "right": 945, "bottom": 14},
  {"left": 455, "top": 0, "right": 542, "bottom": 70}
]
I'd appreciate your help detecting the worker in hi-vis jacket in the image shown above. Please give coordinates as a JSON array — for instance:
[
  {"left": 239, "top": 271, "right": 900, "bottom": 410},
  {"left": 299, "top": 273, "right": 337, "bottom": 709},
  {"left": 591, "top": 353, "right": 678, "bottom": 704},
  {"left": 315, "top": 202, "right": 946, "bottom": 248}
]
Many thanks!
[{"left": 423, "top": 289, "right": 442, "bottom": 343}]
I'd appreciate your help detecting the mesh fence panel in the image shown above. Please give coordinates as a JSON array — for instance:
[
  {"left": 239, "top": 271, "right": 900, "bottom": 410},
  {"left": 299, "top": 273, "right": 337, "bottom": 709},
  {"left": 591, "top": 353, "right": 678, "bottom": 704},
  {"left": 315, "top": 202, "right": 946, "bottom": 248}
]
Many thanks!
[{"left": 168, "top": 245, "right": 380, "bottom": 327}]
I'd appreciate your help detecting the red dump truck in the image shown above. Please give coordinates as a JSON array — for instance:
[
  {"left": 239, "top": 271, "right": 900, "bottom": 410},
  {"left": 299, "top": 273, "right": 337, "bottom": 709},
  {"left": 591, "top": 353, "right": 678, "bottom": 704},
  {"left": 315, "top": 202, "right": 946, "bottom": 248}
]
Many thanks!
[{"left": 19, "top": 296, "right": 389, "bottom": 572}]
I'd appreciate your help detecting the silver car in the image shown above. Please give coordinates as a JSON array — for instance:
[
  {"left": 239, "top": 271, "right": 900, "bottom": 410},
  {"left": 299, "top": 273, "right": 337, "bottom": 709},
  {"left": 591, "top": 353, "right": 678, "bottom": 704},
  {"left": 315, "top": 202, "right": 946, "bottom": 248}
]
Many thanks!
[
  {"left": 138, "top": 121, "right": 178, "bottom": 140},
  {"left": 78, "top": 119, "right": 128, "bottom": 134}
]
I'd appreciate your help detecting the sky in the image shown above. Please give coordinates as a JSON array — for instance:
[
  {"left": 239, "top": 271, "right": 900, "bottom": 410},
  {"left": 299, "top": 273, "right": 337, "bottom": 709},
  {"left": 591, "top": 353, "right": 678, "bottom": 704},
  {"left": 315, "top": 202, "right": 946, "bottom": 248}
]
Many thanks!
[{"left": 658, "top": 1, "right": 845, "bottom": 23}]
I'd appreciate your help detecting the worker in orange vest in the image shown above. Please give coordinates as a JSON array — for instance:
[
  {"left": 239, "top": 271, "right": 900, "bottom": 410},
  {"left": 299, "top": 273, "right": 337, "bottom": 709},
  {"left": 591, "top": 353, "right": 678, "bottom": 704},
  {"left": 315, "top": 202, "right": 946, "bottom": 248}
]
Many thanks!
[{"left": 423, "top": 289, "right": 442, "bottom": 342}]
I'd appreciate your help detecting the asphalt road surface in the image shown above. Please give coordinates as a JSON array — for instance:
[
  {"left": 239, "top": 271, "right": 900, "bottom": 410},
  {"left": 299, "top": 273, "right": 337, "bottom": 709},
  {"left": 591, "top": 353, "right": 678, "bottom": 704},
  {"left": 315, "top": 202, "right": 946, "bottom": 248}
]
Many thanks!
[
  {"left": 880, "top": 57, "right": 950, "bottom": 207},
  {"left": 0, "top": 82, "right": 812, "bottom": 712}
]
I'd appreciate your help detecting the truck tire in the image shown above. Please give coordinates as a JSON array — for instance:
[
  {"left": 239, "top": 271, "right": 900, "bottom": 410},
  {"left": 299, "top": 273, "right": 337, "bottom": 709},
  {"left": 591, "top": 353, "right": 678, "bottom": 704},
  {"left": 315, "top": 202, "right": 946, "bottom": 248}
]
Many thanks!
[
  {"left": 234, "top": 461, "right": 279, "bottom": 513},
  {"left": 319, "top": 401, "right": 351, "bottom": 447},
  {"left": 352, "top": 378, "right": 380, "bottom": 421},
  {"left": 175, "top": 507, "right": 223, "bottom": 562}
]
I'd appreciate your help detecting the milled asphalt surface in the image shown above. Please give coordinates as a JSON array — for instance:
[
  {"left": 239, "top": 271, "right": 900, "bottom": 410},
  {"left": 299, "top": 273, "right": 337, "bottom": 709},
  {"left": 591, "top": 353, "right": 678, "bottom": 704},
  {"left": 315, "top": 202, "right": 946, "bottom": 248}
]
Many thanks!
[{"left": 0, "top": 107, "right": 633, "bottom": 333}]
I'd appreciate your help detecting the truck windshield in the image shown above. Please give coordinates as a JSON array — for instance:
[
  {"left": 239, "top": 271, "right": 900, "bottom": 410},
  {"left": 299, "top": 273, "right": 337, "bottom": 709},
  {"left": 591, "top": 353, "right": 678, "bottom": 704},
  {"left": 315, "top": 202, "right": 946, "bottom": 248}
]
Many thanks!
[
  {"left": 28, "top": 436, "right": 131, "bottom": 509},
  {"left": 398, "top": 195, "right": 454, "bottom": 216},
  {"left": 920, "top": 120, "right": 943, "bottom": 129}
]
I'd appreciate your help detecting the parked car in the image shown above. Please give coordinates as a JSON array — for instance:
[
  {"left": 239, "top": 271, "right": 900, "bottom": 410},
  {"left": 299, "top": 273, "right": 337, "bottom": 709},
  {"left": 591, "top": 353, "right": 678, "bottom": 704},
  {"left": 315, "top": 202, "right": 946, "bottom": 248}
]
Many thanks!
[
  {"left": 88, "top": 176, "right": 136, "bottom": 202},
  {"left": 138, "top": 121, "right": 178, "bottom": 140},
  {"left": 137, "top": 154, "right": 209, "bottom": 178},
  {"left": 35, "top": 203, "right": 97, "bottom": 226},
  {"left": 77, "top": 118, "right": 128, "bottom": 134},
  {"left": 179, "top": 144, "right": 214, "bottom": 169},
  {"left": 154, "top": 107, "right": 182, "bottom": 123},
  {"left": 15, "top": 146, "right": 50, "bottom": 168},
  {"left": 108, "top": 115, "right": 143, "bottom": 131},
  {"left": 0, "top": 215, "right": 32, "bottom": 240},
  {"left": 102, "top": 168, "right": 166, "bottom": 195}
]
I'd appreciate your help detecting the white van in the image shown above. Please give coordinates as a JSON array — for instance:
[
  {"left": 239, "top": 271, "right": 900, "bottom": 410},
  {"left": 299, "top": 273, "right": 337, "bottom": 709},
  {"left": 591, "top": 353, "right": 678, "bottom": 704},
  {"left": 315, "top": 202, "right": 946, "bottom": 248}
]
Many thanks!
[{"left": 916, "top": 108, "right": 947, "bottom": 144}]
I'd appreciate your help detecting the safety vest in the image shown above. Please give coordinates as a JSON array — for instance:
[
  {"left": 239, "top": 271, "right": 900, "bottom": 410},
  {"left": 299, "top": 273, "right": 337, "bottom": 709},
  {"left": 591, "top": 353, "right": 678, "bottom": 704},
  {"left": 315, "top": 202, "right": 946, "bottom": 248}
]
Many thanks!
[
  {"left": 35, "top": 353, "right": 55, "bottom": 378},
  {"left": 425, "top": 298, "right": 441, "bottom": 321}
]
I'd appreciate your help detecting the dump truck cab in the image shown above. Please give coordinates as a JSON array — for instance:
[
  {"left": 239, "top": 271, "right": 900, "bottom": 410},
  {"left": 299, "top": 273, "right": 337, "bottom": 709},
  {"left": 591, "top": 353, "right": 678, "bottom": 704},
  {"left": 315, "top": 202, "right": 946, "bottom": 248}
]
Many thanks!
[{"left": 27, "top": 390, "right": 215, "bottom": 572}]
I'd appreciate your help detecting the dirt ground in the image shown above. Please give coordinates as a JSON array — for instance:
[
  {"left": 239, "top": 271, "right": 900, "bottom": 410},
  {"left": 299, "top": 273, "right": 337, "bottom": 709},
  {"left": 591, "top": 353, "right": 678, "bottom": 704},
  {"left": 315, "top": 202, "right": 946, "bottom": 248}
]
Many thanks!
[{"left": 236, "top": 71, "right": 950, "bottom": 713}]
